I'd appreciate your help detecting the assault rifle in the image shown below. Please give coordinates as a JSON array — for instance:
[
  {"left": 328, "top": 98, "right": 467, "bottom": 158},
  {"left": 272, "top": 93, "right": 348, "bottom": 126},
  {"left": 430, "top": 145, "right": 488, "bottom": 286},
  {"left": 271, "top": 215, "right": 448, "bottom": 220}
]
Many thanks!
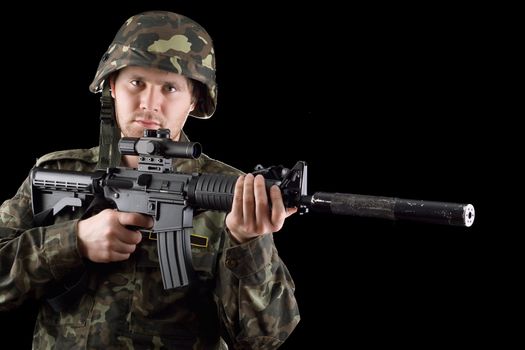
[{"left": 31, "top": 129, "right": 475, "bottom": 290}]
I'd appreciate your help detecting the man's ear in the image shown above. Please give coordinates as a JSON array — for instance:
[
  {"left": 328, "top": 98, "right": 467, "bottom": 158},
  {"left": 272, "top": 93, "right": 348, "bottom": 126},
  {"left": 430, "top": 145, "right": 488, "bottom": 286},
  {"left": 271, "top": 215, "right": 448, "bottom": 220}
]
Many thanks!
[{"left": 109, "top": 74, "right": 116, "bottom": 98}]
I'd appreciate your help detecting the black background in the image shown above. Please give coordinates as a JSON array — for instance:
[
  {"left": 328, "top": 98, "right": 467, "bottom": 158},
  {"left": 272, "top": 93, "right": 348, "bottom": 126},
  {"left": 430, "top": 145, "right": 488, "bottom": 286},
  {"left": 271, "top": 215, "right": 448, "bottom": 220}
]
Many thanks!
[{"left": 0, "top": 2, "right": 494, "bottom": 348}]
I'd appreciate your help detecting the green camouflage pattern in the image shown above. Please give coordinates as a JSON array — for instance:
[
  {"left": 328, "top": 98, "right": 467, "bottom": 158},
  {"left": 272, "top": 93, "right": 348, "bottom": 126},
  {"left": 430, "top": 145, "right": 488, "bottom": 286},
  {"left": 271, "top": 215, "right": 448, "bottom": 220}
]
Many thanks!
[
  {"left": 0, "top": 133, "right": 300, "bottom": 349},
  {"left": 89, "top": 11, "right": 217, "bottom": 119}
]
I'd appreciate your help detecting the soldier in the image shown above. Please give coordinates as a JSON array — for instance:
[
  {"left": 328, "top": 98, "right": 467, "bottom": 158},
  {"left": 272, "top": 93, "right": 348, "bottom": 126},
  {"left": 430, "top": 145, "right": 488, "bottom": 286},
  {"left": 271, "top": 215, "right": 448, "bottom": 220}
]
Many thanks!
[{"left": 0, "top": 11, "right": 299, "bottom": 349}]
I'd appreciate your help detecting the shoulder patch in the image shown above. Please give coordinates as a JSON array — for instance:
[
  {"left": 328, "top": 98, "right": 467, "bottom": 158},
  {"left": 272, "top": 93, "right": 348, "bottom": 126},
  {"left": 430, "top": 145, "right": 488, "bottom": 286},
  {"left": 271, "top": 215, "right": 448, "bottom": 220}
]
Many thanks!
[{"left": 36, "top": 147, "right": 99, "bottom": 167}]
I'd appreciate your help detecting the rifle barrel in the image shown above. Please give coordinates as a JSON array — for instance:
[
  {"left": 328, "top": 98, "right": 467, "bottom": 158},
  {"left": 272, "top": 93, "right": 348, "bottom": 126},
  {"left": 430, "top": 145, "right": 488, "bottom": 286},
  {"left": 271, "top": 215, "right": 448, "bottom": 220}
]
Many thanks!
[{"left": 303, "top": 192, "right": 475, "bottom": 227}]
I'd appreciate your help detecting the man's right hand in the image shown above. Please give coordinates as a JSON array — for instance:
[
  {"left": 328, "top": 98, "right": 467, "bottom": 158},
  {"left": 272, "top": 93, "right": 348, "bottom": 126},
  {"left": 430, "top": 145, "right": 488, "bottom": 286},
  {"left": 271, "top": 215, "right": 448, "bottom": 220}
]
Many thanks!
[{"left": 77, "top": 209, "right": 152, "bottom": 262}]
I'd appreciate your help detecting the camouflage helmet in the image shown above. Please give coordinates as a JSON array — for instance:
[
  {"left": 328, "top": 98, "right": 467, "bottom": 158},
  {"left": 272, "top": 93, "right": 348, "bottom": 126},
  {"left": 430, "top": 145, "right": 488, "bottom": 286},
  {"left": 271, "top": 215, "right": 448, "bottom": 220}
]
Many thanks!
[{"left": 89, "top": 11, "right": 217, "bottom": 119}]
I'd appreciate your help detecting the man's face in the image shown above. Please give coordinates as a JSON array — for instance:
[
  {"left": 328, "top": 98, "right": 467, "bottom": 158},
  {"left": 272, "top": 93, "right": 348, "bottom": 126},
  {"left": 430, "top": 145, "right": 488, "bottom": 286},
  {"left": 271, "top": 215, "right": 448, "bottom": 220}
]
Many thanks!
[{"left": 110, "top": 66, "right": 195, "bottom": 140}]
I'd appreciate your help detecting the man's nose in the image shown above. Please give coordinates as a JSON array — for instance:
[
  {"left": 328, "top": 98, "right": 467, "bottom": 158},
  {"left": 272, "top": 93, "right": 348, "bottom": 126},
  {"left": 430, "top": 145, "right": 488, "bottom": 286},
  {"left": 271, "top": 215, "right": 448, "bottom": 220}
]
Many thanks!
[{"left": 139, "top": 86, "right": 161, "bottom": 113}]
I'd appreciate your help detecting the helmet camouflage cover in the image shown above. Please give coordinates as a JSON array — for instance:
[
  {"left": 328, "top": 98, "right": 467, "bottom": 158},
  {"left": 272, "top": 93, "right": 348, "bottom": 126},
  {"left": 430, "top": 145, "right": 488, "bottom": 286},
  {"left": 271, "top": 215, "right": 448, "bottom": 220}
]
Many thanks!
[{"left": 89, "top": 11, "right": 217, "bottom": 118}]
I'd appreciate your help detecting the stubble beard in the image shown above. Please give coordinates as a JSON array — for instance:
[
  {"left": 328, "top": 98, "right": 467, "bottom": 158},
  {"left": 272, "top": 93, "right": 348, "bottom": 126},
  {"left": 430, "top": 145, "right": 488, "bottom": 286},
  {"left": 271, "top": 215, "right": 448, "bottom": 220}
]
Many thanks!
[{"left": 119, "top": 112, "right": 163, "bottom": 138}]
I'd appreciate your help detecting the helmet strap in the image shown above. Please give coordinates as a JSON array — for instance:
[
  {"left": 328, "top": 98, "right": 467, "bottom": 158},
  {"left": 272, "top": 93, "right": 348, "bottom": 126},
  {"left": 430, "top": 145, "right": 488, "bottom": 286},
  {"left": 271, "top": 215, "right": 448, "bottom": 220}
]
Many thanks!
[{"left": 96, "top": 82, "right": 121, "bottom": 169}]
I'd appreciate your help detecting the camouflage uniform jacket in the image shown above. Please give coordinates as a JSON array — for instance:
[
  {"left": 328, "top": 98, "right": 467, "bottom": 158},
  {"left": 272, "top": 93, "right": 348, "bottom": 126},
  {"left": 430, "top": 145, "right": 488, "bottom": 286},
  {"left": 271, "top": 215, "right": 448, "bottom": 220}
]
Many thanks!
[{"left": 0, "top": 135, "right": 300, "bottom": 349}]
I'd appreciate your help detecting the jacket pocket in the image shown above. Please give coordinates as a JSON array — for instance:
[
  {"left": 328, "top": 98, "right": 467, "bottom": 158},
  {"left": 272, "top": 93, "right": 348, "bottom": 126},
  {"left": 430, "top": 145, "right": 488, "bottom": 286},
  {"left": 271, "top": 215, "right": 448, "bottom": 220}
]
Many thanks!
[
  {"left": 41, "top": 292, "right": 94, "bottom": 327},
  {"left": 128, "top": 235, "right": 219, "bottom": 340}
]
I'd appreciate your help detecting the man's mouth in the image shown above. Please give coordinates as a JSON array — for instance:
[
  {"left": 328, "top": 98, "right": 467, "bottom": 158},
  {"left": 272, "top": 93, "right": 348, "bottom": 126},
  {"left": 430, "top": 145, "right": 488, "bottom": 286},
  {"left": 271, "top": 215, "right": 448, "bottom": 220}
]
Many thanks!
[{"left": 134, "top": 120, "right": 161, "bottom": 128}]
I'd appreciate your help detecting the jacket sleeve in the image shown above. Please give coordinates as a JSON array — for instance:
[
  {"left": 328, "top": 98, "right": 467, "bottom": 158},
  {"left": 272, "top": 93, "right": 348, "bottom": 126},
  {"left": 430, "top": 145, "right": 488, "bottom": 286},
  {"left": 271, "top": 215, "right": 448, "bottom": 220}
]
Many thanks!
[
  {"left": 0, "top": 176, "right": 84, "bottom": 310},
  {"left": 215, "top": 232, "right": 300, "bottom": 349}
]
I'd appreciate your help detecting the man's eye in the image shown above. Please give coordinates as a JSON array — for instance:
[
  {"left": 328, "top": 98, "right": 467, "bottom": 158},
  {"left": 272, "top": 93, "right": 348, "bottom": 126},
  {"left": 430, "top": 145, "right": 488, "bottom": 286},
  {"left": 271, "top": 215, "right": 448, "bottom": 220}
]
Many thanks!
[
  {"left": 165, "top": 85, "right": 177, "bottom": 93},
  {"left": 130, "top": 80, "right": 142, "bottom": 87}
]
